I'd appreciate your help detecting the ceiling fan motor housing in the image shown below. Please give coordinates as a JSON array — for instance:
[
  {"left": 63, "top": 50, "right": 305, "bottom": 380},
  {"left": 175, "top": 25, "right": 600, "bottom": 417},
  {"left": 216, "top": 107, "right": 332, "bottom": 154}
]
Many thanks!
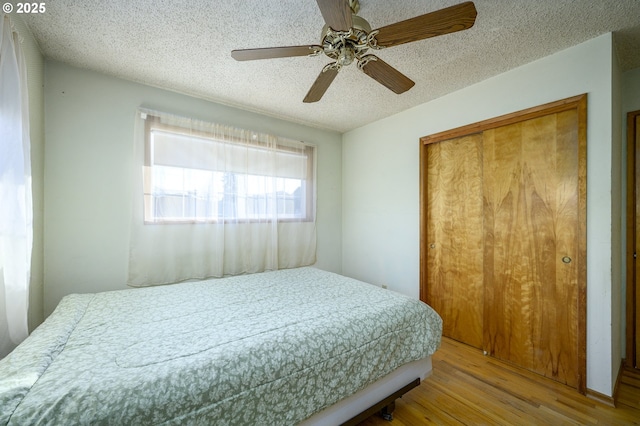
[{"left": 320, "top": 15, "right": 374, "bottom": 67}]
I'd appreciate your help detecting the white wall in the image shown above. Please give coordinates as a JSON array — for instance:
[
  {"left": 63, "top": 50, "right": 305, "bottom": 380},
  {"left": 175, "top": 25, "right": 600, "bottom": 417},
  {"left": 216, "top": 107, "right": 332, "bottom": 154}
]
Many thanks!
[
  {"left": 610, "top": 38, "right": 623, "bottom": 392},
  {"left": 10, "top": 16, "right": 45, "bottom": 331},
  {"left": 342, "top": 34, "right": 619, "bottom": 396},
  {"left": 43, "top": 61, "right": 342, "bottom": 316},
  {"left": 623, "top": 67, "right": 640, "bottom": 111}
]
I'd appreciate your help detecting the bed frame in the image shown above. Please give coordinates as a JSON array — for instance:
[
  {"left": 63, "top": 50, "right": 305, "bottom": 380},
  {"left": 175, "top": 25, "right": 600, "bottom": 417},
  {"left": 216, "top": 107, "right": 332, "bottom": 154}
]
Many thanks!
[{"left": 301, "top": 357, "right": 432, "bottom": 425}]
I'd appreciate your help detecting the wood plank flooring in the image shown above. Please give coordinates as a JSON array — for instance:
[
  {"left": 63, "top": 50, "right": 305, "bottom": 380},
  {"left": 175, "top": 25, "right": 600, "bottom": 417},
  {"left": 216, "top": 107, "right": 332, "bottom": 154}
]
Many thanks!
[{"left": 358, "top": 338, "right": 640, "bottom": 425}]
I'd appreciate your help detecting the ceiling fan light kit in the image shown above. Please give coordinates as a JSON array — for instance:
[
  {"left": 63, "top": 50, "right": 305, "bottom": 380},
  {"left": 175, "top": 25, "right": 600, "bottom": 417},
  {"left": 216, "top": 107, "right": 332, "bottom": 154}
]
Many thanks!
[{"left": 231, "top": 0, "right": 477, "bottom": 103}]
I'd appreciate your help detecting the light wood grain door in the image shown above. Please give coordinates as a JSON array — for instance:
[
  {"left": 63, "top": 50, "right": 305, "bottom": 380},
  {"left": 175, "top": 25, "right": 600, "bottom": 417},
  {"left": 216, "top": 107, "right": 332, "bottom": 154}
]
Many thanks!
[
  {"left": 483, "top": 111, "right": 580, "bottom": 388},
  {"left": 426, "top": 134, "right": 484, "bottom": 349},
  {"left": 629, "top": 111, "right": 640, "bottom": 369},
  {"left": 421, "top": 95, "right": 587, "bottom": 392},
  {"left": 636, "top": 113, "right": 640, "bottom": 369}
]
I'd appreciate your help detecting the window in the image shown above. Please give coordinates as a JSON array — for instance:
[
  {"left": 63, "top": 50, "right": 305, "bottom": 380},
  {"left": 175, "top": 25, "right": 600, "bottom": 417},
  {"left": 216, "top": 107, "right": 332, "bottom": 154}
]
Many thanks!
[
  {"left": 0, "top": 14, "right": 32, "bottom": 356},
  {"left": 142, "top": 115, "right": 315, "bottom": 224},
  {"left": 130, "top": 110, "right": 318, "bottom": 285}
]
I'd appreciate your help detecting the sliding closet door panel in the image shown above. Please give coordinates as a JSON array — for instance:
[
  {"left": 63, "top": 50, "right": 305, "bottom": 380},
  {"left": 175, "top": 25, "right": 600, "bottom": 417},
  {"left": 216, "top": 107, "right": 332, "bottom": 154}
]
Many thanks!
[
  {"left": 534, "top": 110, "right": 579, "bottom": 387},
  {"left": 635, "top": 114, "right": 640, "bottom": 368},
  {"left": 483, "top": 111, "right": 579, "bottom": 387},
  {"left": 426, "top": 134, "right": 484, "bottom": 348},
  {"left": 482, "top": 123, "right": 530, "bottom": 368}
]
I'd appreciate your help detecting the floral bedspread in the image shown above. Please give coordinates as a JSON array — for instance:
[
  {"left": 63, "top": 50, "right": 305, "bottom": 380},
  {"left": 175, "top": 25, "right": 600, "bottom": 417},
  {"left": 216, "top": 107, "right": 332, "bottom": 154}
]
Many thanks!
[{"left": 0, "top": 267, "right": 442, "bottom": 425}]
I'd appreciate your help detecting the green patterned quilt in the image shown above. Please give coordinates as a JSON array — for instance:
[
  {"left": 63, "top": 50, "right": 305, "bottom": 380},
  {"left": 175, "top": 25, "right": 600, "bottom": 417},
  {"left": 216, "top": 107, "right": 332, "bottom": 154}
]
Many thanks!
[{"left": 0, "top": 267, "right": 442, "bottom": 425}]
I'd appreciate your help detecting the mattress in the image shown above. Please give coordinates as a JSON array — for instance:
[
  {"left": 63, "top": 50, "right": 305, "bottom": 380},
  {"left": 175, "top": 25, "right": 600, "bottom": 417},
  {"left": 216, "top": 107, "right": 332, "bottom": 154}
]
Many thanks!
[{"left": 0, "top": 267, "right": 442, "bottom": 425}]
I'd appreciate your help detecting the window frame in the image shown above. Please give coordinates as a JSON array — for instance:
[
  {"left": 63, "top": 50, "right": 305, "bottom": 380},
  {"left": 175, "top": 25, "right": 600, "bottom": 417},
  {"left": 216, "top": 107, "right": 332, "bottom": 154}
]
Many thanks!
[{"left": 143, "top": 116, "right": 316, "bottom": 225}]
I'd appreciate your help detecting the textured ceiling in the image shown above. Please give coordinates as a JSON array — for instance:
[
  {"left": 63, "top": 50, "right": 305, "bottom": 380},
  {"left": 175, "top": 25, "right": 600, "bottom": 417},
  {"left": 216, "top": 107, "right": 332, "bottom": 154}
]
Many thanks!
[{"left": 20, "top": 0, "right": 640, "bottom": 133}]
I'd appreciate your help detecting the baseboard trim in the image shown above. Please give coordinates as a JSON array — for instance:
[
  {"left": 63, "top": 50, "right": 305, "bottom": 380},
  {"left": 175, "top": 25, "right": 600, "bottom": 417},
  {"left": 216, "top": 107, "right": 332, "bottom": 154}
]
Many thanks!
[
  {"left": 586, "top": 389, "right": 615, "bottom": 407},
  {"left": 585, "top": 358, "right": 626, "bottom": 408},
  {"left": 612, "top": 359, "right": 625, "bottom": 406}
]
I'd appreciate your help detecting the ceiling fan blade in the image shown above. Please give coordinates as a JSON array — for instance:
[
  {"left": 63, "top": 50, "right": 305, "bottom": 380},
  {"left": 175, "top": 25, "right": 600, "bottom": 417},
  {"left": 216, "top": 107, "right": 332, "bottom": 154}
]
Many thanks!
[
  {"left": 315, "top": 0, "right": 352, "bottom": 32},
  {"left": 359, "top": 56, "right": 415, "bottom": 94},
  {"left": 303, "top": 66, "right": 340, "bottom": 103},
  {"left": 373, "top": 1, "right": 477, "bottom": 48},
  {"left": 231, "top": 45, "right": 323, "bottom": 61}
]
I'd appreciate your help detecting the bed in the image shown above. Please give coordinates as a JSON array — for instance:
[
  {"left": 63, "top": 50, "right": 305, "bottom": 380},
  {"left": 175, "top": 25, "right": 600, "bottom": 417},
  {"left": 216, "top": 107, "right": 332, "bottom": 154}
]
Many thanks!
[{"left": 0, "top": 267, "right": 442, "bottom": 425}]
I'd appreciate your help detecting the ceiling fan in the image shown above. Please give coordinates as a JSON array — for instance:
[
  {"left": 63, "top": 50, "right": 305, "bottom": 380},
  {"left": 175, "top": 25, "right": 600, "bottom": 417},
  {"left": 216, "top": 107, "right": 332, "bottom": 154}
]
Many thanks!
[{"left": 231, "top": 0, "right": 477, "bottom": 103}]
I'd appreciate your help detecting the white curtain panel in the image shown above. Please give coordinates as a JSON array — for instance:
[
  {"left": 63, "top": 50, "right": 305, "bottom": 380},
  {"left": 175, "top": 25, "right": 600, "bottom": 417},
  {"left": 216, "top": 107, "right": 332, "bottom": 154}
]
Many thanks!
[
  {"left": 128, "top": 109, "right": 317, "bottom": 286},
  {"left": 0, "top": 14, "right": 33, "bottom": 358}
]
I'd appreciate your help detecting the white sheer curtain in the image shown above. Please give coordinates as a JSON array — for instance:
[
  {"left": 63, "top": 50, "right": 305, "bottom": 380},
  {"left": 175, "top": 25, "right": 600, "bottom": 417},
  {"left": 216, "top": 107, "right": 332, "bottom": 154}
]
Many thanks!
[
  {"left": 0, "top": 14, "right": 32, "bottom": 358},
  {"left": 128, "top": 109, "right": 317, "bottom": 286}
]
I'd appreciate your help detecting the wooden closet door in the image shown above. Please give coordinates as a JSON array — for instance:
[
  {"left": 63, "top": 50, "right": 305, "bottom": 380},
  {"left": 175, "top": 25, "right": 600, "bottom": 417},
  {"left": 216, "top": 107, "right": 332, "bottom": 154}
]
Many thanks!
[
  {"left": 634, "top": 113, "right": 640, "bottom": 368},
  {"left": 425, "top": 134, "right": 484, "bottom": 349},
  {"left": 483, "top": 110, "right": 579, "bottom": 388},
  {"left": 421, "top": 95, "right": 586, "bottom": 392}
]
